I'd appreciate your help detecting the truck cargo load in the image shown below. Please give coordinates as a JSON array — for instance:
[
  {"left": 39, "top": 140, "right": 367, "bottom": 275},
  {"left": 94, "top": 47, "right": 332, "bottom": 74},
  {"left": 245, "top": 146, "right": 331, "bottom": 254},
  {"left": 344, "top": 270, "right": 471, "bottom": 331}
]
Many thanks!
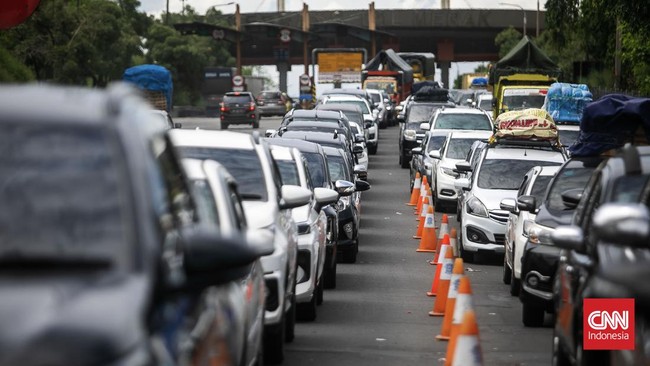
[
  {"left": 362, "top": 49, "right": 413, "bottom": 104},
  {"left": 123, "top": 64, "right": 173, "bottom": 113},
  {"left": 488, "top": 36, "right": 561, "bottom": 85},
  {"left": 543, "top": 82, "right": 593, "bottom": 124}
]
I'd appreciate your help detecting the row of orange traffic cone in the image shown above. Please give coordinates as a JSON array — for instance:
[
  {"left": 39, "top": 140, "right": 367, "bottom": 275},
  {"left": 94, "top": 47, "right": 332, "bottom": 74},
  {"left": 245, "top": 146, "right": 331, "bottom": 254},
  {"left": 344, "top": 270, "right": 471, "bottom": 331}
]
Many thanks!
[{"left": 406, "top": 172, "right": 484, "bottom": 366}]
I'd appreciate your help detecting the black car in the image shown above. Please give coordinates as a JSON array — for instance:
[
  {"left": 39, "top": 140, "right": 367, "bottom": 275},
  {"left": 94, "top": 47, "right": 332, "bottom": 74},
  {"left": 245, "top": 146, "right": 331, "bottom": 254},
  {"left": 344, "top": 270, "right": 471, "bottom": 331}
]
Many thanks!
[
  {"left": 515, "top": 157, "right": 603, "bottom": 327},
  {"left": 409, "top": 130, "right": 449, "bottom": 190},
  {"left": 0, "top": 83, "right": 271, "bottom": 365},
  {"left": 220, "top": 91, "right": 260, "bottom": 129},
  {"left": 552, "top": 145, "right": 650, "bottom": 365},
  {"left": 399, "top": 102, "right": 452, "bottom": 168}
]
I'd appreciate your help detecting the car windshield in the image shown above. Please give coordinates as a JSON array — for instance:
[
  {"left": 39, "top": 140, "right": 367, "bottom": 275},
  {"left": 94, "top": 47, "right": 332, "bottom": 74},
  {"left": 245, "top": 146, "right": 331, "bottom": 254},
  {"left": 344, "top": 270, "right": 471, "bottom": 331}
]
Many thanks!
[
  {"left": 427, "top": 136, "right": 447, "bottom": 152},
  {"left": 546, "top": 167, "right": 598, "bottom": 210},
  {"left": 502, "top": 94, "right": 546, "bottom": 110},
  {"left": 446, "top": 138, "right": 478, "bottom": 159},
  {"left": 0, "top": 124, "right": 130, "bottom": 264},
  {"left": 178, "top": 147, "right": 268, "bottom": 201},
  {"left": 559, "top": 129, "right": 580, "bottom": 147},
  {"left": 303, "top": 152, "right": 328, "bottom": 188},
  {"left": 369, "top": 93, "right": 381, "bottom": 103},
  {"left": 478, "top": 159, "right": 562, "bottom": 190},
  {"left": 434, "top": 113, "right": 491, "bottom": 130},
  {"left": 328, "top": 100, "right": 369, "bottom": 114},
  {"left": 530, "top": 175, "right": 553, "bottom": 208},
  {"left": 276, "top": 160, "right": 300, "bottom": 186},
  {"left": 190, "top": 179, "right": 219, "bottom": 226},
  {"left": 224, "top": 96, "right": 251, "bottom": 104},
  {"left": 327, "top": 155, "right": 349, "bottom": 181},
  {"left": 407, "top": 105, "right": 437, "bottom": 122}
]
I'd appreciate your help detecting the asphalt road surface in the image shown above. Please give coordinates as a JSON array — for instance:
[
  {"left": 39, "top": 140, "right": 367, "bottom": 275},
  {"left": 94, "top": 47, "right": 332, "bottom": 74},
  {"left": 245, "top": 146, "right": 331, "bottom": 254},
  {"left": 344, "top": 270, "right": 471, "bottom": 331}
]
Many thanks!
[{"left": 176, "top": 116, "right": 553, "bottom": 366}]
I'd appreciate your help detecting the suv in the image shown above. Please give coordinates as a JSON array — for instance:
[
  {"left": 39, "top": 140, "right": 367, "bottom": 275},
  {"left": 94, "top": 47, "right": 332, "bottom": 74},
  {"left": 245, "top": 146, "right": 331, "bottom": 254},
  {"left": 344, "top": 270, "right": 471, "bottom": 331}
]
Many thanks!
[
  {"left": 428, "top": 107, "right": 493, "bottom": 132},
  {"left": 455, "top": 140, "right": 566, "bottom": 262},
  {"left": 220, "top": 91, "right": 260, "bottom": 129},
  {"left": 169, "top": 129, "right": 312, "bottom": 363},
  {"left": 0, "top": 84, "right": 271, "bottom": 365},
  {"left": 257, "top": 90, "right": 290, "bottom": 116},
  {"left": 320, "top": 95, "right": 379, "bottom": 155},
  {"left": 399, "top": 102, "right": 449, "bottom": 168},
  {"left": 410, "top": 130, "right": 449, "bottom": 190},
  {"left": 552, "top": 145, "right": 650, "bottom": 364}
]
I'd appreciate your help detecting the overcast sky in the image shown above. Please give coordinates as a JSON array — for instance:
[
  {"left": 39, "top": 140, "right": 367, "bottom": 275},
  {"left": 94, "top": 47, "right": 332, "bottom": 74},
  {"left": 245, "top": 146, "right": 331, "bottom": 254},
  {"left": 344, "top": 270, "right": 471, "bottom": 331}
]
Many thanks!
[{"left": 139, "top": 0, "right": 547, "bottom": 95}]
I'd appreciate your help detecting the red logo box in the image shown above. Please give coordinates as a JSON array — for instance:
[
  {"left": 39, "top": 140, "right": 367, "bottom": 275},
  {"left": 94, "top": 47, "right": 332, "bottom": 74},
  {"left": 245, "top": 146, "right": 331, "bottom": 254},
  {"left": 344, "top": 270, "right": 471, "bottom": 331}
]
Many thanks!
[{"left": 583, "top": 298, "right": 635, "bottom": 350}]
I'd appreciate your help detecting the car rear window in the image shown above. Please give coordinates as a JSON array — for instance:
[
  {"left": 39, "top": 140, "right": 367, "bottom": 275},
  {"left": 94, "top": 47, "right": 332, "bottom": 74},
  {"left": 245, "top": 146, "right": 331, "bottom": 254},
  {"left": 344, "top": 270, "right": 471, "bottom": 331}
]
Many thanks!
[
  {"left": 530, "top": 175, "right": 553, "bottom": 208},
  {"left": 407, "top": 105, "right": 438, "bottom": 122},
  {"left": 276, "top": 160, "right": 300, "bottom": 186},
  {"left": 546, "top": 167, "right": 597, "bottom": 210},
  {"left": 0, "top": 124, "right": 130, "bottom": 264},
  {"left": 303, "top": 152, "right": 328, "bottom": 188},
  {"left": 178, "top": 147, "right": 268, "bottom": 201},
  {"left": 260, "top": 92, "right": 281, "bottom": 99},
  {"left": 446, "top": 138, "right": 478, "bottom": 159},
  {"left": 327, "top": 100, "right": 369, "bottom": 114},
  {"left": 224, "top": 96, "right": 252, "bottom": 104},
  {"left": 478, "top": 159, "right": 562, "bottom": 190},
  {"left": 326, "top": 155, "right": 349, "bottom": 181},
  {"left": 341, "top": 112, "right": 363, "bottom": 124},
  {"left": 435, "top": 113, "right": 491, "bottom": 131}
]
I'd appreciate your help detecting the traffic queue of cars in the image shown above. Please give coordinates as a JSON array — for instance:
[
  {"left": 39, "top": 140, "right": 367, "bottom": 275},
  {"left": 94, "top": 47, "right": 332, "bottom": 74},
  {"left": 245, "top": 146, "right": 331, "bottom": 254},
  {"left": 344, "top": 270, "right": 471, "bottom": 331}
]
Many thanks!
[
  {"left": 403, "top": 89, "right": 650, "bottom": 365},
  {"left": 0, "top": 82, "right": 376, "bottom": 366}
]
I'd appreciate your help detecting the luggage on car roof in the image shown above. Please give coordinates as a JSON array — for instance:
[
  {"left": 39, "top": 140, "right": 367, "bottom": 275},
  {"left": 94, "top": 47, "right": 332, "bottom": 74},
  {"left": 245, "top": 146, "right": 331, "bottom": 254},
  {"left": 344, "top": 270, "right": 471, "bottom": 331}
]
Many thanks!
[
  {"left": 492, "top": 108, "right": 559, "bottom": 143},
  {"left": 412, "top": 86, "right": 448, "bottom": 102}
]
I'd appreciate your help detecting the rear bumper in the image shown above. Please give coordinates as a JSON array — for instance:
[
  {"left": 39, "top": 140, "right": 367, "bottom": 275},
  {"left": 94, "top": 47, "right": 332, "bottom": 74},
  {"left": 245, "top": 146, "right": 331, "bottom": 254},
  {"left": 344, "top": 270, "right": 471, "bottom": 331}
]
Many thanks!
[{"left": 221, "top": 112, "right": 258, "bottom": 124}]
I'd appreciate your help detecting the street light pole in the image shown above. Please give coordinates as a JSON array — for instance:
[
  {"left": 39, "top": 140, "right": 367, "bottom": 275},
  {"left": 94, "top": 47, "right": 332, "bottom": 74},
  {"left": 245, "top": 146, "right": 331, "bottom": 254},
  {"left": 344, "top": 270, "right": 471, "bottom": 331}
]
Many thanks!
[{"left": 500, "top": 2, "right": 526, "bottom": 37}]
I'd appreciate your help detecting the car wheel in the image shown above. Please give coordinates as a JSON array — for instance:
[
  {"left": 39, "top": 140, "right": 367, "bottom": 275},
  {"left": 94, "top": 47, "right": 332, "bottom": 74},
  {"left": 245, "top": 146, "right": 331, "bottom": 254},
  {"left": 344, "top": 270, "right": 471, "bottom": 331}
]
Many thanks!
[
  {"left": 221, "top": 122, "right": 228, "bottom": 130},
  {"left": 296, "top": 295, "right": 317, "bottom": 321},
  {"left": 400, "top": 154, "right": 409, "bottom": 169},
  {"left": 552, "top": 330, "right": 570, "bottom": 366},
  {"left": 502, "top": 254, "right": 512, "bottom": 285},
  {"left": 284, "top": 287, "right": 296, "bottom": 342},
  {"left": 263, "top": 310, "right": 285, "bottom": 364},
  {"left": 368, "top": 145, "right": 378, "bottom": 155},
  {"left": 459, "top": 233, "right": 474, "bottom": 263},
  {"left": 509, "top": 267, "right": 521, "bottom": 296},
  {"left": 316, "top": 278, "right": 324, "bottom": 305},
  {"left": 522, "top": 301, "right": 544, "bottom": 327},
  {"left": 324, "top": 259, "right": 337, "bottom": 289}
]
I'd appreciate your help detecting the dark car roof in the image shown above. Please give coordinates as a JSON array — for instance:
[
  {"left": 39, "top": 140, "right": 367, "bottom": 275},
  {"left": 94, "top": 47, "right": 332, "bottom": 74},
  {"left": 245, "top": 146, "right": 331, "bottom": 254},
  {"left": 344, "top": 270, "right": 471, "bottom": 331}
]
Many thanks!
[
  {"left": 315, "top": 103, "right": 363, "bottom": 114},
  {"left": 288, "top": 109, "right": 342, "bottom": 120},
  {"left": 264, "top": 138, "right": 324, "bottom": 154},
  {"left": 285, "top": 121, "right": 342, "bottom": 130},
  {"left": 280, "top": 131, "right": 347, "bottom": 148}
]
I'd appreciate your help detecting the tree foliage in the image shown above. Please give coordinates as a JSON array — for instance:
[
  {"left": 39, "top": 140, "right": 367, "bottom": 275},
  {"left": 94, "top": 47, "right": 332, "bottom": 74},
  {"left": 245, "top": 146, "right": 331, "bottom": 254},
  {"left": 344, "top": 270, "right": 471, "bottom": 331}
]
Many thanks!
[{"left": 494, "top": 27, "right": 522, "bottom": 59}]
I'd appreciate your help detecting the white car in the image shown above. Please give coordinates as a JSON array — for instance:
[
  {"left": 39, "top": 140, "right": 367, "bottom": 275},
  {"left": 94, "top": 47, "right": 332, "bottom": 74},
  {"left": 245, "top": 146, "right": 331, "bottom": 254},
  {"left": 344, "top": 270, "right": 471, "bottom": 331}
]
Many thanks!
[
  {"left": 269, "top": 145, "right": 339, "bottom": 321},
  {"left": 320, "top": 95, "right": 379, "bottom": 155},
  {"left": 455, "top": 141, "right": 566, "bottom": 262},
  {"left": 169, "top": 130, "right": 312, "bottom": 363},
  {"left": 429, "top": 130, "right": 492, "bottom": 210},
  {"left": 348, "top": 121, "right": 369, "bottom": 171},
  {"left": 426, "top": 106, "right": 493, "bottom": 132},
  {"left": 501, "top": 165, "right": 559, "bottom": 296}
]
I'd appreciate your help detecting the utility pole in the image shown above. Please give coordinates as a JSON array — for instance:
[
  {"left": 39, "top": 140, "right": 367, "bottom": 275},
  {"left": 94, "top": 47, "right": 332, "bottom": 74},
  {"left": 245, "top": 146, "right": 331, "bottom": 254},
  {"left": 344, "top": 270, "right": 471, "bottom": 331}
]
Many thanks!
[
  {"left": 278, "top": 0, "right": 285, "bottom": 12},
  {"left": 536, "top": 0, "right": 539, "bottom": 37},
  {"left": 302, "top": 3, "right": 310, "bottom": 75},
  {"left": 235, "top": 4, "right": 242, "bottom": 75},
  {"left": 369, "top": 2, "right": 376, "bottom": 57}
]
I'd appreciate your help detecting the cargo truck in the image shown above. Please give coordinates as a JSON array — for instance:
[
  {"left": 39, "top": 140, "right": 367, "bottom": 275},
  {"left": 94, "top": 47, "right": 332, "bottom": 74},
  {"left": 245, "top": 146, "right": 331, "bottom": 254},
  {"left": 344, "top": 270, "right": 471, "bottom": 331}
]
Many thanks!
[{"left": 362, "top": 49, "right": 413, "bottom": 105}]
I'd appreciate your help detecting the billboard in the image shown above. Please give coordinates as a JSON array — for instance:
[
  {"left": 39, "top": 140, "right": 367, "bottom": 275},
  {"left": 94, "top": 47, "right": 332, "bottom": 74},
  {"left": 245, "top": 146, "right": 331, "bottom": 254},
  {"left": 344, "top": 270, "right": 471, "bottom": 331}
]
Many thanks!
[{"left": 317, "top": 52, "right": 364, "bottom": 83}]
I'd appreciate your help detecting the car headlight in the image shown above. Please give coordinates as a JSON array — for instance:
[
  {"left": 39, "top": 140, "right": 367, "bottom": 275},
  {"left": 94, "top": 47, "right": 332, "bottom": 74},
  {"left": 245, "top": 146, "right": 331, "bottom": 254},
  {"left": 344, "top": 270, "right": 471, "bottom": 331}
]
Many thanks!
[
  {"left": 404, "top": 129, "right": 417, "bottom": 141},
  {"left": 336, "top": 197, "right": 350, "bottom": 212},
  {"left": 441, "top": 167, "right": 458, "bottom": 178},
  {"left": 466, "top": 196, "right": 488, "bottom": 218},
  {"left": 527, "top": 222, "right": 554, "bottom": 245}
]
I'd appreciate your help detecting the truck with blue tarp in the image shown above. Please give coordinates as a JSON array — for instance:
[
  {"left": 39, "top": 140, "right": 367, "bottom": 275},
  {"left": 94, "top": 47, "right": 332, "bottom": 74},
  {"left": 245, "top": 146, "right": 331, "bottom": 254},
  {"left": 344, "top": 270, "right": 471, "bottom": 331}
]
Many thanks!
[
  {"left": 123, "top": 64, "right": 173, "bottom": 113},
  {"left": 543, "top": 82, "right": 592, "bottom": 124}
]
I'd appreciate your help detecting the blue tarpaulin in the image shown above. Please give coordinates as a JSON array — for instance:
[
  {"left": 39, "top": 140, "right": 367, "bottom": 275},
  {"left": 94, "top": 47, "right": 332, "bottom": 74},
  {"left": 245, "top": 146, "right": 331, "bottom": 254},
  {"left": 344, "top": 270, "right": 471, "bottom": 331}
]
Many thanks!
[
  {"left": 123, "top": 64, "right": 173, "bottom": 112},
  {"left": 544, "top": 83, "right": 592, "bottom": 123},
  {"left": 569, "top": 94, "right": 650, "bottom": 156}
]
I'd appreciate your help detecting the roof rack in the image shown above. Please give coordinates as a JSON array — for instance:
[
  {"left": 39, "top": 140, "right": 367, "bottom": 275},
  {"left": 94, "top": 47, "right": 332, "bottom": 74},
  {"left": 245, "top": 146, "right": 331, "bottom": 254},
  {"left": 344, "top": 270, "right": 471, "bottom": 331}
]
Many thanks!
[{"left": 489, "top": 137, "right": 566, "bottom": 156}]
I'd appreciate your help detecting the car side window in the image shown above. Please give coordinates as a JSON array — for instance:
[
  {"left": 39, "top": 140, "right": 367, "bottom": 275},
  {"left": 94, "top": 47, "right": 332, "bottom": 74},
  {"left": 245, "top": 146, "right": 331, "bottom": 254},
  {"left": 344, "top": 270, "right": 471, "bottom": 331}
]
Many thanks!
[
  {"left": 157, "top": 136, "right": 196, "bottom": 226},
  {"left": 518, "top": 175, "right": 530, "bottom": 197},
  {"left": 574, "top": 171, "right": 601, "bottom": 227},
  {"left": 229, "top": 182, "right": 247, "bottom": 231},
  {"left": 302, "top": 158, "right": 314, "bottom": 191},
  {"left": 579, "top": 180, "right": 602, "bottom": 250}
]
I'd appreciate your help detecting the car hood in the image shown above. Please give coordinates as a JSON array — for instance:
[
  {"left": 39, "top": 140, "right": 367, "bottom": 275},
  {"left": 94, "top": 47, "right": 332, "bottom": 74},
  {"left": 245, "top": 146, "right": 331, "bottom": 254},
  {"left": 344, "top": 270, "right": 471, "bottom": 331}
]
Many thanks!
[
  {"left": 243, "top": 200, "right": 275, "bottom": 229},
  {"left": 0, "top": 273, "right": 149, "bottom": 366},
  {"left": 472, "top": 188, "right": 517, "bottom": 210}
]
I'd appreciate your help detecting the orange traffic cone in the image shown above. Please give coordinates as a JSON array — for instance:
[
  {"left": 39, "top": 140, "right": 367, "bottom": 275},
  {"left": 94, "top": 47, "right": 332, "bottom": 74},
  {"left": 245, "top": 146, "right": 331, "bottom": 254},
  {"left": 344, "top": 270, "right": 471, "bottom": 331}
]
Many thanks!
[
  {"left": 430, "top": 233, "right": 450, "bottom": 265},
  {"left": 416, "top": 206, "right": 437, "bottom": 252},
  {"left": 413, "top": 197, "right": 429, "bottom": 239},
  {"left": 445, "top": 276, "right": 475, "bottom": 366},
  {"left": 450, "top": 311, "right": 483, "bottom": 366},
  {"left": 449, "top": 227, "right": 458, "bottom": 257},
  {"left": 438, "top": 214, "right": 450, "bottom": 243},
  {"left": 406, "top": 172, "right": 421, "bottom": 206},
  {"left": 436, "top": 258, "right": 464, "bottom": 340},
  {"left": 426, "top": 240, "right": 450, "bottom": 296},
  {"left": 416, "top": 195, "right": 429, "bottom": 222},
  {"left": 415, "top": 177, "right": 428, "bottom": 214},
  {"left": 429, "top": 246, "right": 455, "bottom": 316}
]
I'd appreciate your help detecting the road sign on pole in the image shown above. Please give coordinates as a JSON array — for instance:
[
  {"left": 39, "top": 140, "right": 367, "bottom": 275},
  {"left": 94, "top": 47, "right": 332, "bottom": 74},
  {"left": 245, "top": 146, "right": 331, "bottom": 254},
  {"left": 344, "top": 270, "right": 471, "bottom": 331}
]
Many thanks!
[
  {"left": 232, "top": 75, "right": 244, "bottom": 86},
  {"left": 299, "top": 74, "right": 311, "bottom": 86}
]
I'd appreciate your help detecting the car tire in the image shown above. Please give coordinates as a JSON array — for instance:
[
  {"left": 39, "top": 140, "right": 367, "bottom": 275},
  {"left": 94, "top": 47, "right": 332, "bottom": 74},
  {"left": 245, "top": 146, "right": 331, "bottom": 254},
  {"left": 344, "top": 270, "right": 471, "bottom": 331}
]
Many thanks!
[
  {"left": 522, "top": 301, "right": 544, "bottom": 327},
  {"left": 509, "top": 268, "right": 520, "bottom": 296},
  {"left": 263, "top": 311, "right": 285, "bottom": 364},
  {"left": 324, "top": 260, "right": 337, "bottom": 289},
  {"left": 316, "top": 278, "right": 324, "bottom": 305},
  {"left": 284, "top": 286, "right": 296, "bottom": 342},
  {"left": 296, "top": 295, "right": 317, "bottom": 322},
  {"left": 221, "top": 122, "right": 228, "bottom": 130},
  {"left": 368, "top": 145, "right": 378, "bottom": 155},
  {"left": 502, "top": 255, "right": 512, "bottom": 285},
  {"left": 400, "top": 154, "right": 409, "bottom": 169},
  {"left": 458, "top": 229, "right": 474, "bottom": 263}
]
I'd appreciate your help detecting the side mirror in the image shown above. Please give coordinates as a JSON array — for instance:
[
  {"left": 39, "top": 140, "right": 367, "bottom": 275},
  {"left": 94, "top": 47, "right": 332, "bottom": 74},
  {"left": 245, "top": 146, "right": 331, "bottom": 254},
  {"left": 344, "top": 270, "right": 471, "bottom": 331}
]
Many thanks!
[
  {"left": 411, "top": 147, "right": 423, "bottom": 155},
  {"left": 561, "top": 188, "right": 583, "bottom": 210},
  {"left": 265, "top": 129, "right": 276, "bottom": 138},
  {"left": 353, "top": 144, "right": 364, "bottom": 154},
  {"left": 455, "top": 161, "right": 472, "bottom": 173},
  {"left": 419, "top": 122, "right": 430, "bottom": 131},
  {"left": 428, "top": 149, "right": 441, "bottom": 159},
  {"left": 355, "top": 179, "right": 371, "bottom": 192},
  {"left": 551, "top": 225, "right": 586, "bottom": 252},
  {"left": 517, "top": 195, "right": 537, "bottom": 212},
  {"left": 355, "top": 134, "right": 366, "bottom": 143},
  {"left": 314, "top": 187, "right": 339, "bottom": 211},
  {"left": 335, "top": 180, "right": 355, "bottom": 197},
  {"left": 279, "top": 185, "right": 312, "bottom": 210},
  {"left": 182, "top": 227, "right": 271, "bottom": 288},
  {"left": 454, "top": 178, "right": 471, "bottom": 191},
  {"left": 593, "top": 203, "right": 650, "bottom": 248},
  {"left": 174, "top": 123, "right": 183, "bottom": 129},
  {"left": 500, "top": 198, "right": 517, "bottom": 213}
]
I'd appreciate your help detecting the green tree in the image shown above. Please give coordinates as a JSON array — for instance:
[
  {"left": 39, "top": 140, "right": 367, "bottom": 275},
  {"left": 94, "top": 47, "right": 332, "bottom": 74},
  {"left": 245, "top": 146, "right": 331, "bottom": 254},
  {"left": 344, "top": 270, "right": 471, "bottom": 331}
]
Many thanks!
[{"left": 494, "top": 27, "right": 522, "bottom": 59}]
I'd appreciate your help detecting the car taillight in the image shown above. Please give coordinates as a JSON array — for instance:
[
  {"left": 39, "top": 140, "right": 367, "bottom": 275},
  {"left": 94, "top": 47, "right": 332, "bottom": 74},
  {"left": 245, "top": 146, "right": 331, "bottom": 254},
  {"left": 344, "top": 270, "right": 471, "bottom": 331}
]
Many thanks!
[
  {"left": 220, "top": 103, "right": 229, "bottom": 112},
  {"left": 249, "top": 102, "right": 255, "bottom": 111}
]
